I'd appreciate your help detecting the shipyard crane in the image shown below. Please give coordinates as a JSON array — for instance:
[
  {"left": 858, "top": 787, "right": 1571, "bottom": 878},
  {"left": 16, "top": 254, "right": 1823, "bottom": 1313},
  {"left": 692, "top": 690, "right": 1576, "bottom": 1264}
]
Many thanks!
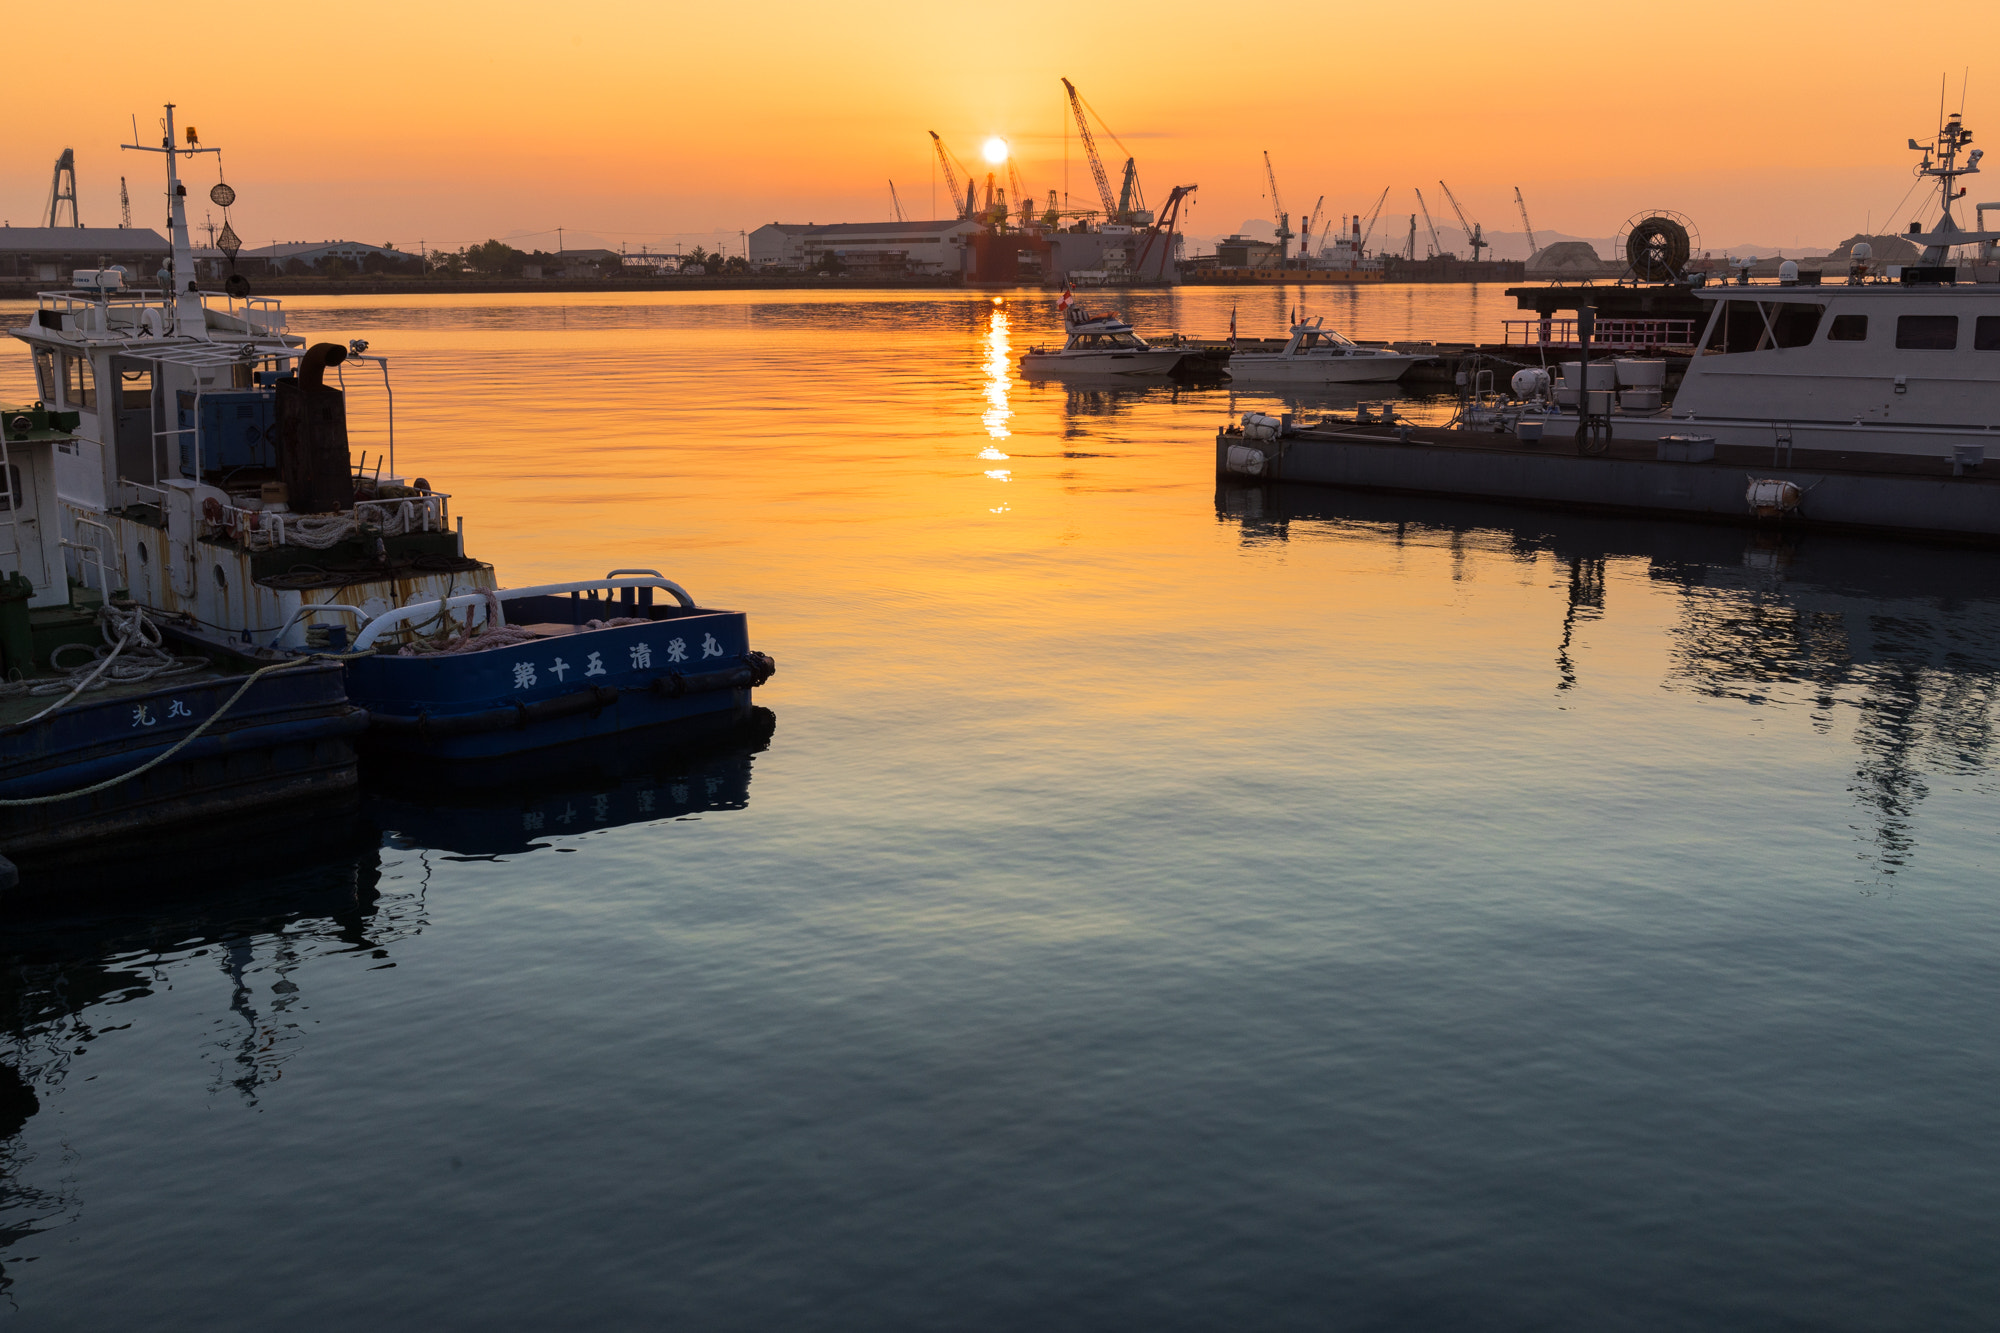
[
  {"left": 889, "top": 180, "right": 906, "bottom": 222},
  {"left": 1355, "top": 186, "right": 1390, "bottom": 254},
  {"left": 1437, "top": 180, "right": 1487, "bottom": 263},
  {"left": 46, "top": 148, "right": 80, "bottom": 228},
  {"left": 1062, "top": 78, "right": 1147, "bottom": 223},
  {"left": 1062, "top": 77, "right": 1121, "bottom": 221},
  {"left": 1414, "top": 188, "right": 1444, "bottom": 258},
  {"left": 1130, "top": 183, "right": 1198, "bottom": 281},
  {"left": 119, "top": 175, "right": 131, "bottom": 229},
  {"left": 1007, "top": 161, "right": 1035, "bottom": 228},
  {"left": 1514, "top": 186, "right": 1537, "bottom": 254},
  {"left": 1262, "top": 151, "right": 1294, "bottom": 261},
  {"left": 1305, "top": 194, "right": 1325, "bottom": 256},
  {"left": 929, "top": 131, "right": 974, "bottom": 220}
]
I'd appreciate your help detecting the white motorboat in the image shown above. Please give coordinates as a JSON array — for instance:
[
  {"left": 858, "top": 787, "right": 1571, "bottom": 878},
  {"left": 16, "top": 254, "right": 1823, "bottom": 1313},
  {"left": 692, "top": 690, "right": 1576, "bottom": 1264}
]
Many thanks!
[
  {"left": 1226, "top": 317, "right": 1428, "bottom": 385},
  {"left": 1019, "top": 308, "right": 1188, "bottom": 378}
]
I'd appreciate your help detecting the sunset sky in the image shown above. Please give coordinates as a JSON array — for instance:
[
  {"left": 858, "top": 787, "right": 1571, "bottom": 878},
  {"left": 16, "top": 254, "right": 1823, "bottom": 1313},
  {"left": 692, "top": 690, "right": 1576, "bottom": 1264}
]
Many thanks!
[{"left": 0, "top": 2, "right": 1979, "bottom": 255}]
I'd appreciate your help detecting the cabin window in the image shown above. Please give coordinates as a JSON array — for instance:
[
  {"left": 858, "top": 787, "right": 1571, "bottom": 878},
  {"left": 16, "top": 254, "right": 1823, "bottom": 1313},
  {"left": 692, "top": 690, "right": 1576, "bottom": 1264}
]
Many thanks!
[
  {"left": 62, "top": 354, "right": 95, "bottom": 410},
  {"left": 1826, "top": 314, "right": 1868, "bottom": 341},
  {"left": 1976, "top": 316, "right": 2000, "bottom": 350},
  {"left": 1702, "top": 300, "right": 1822, "bottom": 353},
  {"left": 32, "top": 350, "right": 55, "bottom": 403},
  {"left": 1895, "top": 315, "right": 1959, "bottom": 349},
  {"left": 121, "top": 367, "right": 152, "bottom": 409},
  {"left": 0, "top": 466, "right": 21, "bottom": 512}
]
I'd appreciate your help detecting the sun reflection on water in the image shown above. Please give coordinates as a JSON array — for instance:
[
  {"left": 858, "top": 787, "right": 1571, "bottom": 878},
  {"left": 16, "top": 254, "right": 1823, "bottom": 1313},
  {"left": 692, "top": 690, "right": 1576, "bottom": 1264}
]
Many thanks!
[{"left": 982, "top": 306, "right": 1011, "bottom": 444}]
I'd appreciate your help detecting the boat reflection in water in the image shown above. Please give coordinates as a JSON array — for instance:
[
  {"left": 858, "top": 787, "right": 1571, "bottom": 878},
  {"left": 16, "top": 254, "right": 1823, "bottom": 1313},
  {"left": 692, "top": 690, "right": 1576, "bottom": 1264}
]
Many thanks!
[
  {"left": 1218, "top": 481, "right": 2000, "bottom": 878},
  {"left": 0, "top": 710, "right": 777, "bottom": 1294},
  {"left": 0, "top": 849, "right": 399, "bottom": 1295},
  {"left": 364, "top": 706, "right": 776, "bottom": 857}
]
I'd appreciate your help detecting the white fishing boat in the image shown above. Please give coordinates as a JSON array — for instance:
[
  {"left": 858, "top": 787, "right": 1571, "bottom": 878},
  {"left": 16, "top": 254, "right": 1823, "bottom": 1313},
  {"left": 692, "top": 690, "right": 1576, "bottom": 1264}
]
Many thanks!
[
  {"left": 1019, "top": 307, "right": 1188, "bottom": 378},
  {"left": 1226, "top": 317, "right": 1428, "bottom": 385}
]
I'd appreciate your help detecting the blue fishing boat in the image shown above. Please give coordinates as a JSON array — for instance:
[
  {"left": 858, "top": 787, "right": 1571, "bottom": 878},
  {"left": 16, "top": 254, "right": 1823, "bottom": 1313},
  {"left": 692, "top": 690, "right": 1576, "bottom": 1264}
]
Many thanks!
[{"left": 8, "top": 104, "right": 775, "bottom": 767}]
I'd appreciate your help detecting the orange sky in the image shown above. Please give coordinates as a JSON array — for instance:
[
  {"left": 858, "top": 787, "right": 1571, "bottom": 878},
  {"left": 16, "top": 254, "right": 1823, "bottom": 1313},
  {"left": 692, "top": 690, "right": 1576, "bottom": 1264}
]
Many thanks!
[{"left": 0, "top": 2, "right": 1980, "bottom": 253}]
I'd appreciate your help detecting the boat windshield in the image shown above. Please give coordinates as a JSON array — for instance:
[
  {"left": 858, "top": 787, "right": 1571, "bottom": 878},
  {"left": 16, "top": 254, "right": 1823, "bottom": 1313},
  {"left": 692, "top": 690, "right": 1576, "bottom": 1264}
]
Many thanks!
[{"left": 1072, "top": 332, "right": 1144, "bottom": 349}]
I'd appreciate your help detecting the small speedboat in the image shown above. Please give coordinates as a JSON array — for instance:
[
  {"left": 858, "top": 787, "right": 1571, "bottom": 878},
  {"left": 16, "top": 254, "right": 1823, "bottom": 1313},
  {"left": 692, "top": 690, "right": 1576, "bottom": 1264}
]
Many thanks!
[
  {"left": 1019, "top": 308, "right": 1189, "bottom": 378},
  {"left": 1226, "top": 317, "right": 1427, "bottom": 385}
]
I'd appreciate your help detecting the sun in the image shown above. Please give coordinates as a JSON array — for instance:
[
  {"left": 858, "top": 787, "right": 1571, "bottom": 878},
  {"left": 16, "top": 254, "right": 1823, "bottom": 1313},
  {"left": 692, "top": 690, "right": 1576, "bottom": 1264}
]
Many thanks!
[{"left": 982, "top": 137, "right": 1009, "bottom": 165}]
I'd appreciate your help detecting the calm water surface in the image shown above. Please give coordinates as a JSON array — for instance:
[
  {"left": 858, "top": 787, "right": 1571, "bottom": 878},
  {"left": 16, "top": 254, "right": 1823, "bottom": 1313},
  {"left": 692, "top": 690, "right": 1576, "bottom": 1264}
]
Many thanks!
[{"left": 0, "top": 287, "right": 1996, "bottom": 1329}]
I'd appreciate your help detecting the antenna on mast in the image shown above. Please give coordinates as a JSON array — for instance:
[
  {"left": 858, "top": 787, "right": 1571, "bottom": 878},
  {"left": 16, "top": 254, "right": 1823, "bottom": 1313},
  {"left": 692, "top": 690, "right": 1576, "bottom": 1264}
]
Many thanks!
[{"left": 119, "top": 176, "right": 131, "bottom": 228}]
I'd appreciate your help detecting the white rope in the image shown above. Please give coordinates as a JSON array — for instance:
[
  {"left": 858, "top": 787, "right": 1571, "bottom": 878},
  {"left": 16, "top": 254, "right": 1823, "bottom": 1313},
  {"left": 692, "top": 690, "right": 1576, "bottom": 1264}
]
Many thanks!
[
  {"left": 239, "top": 498, "right": 441, "bottom": 552},
  {"left": 0, "top": 603, "right": 207, "bottom": 723}
]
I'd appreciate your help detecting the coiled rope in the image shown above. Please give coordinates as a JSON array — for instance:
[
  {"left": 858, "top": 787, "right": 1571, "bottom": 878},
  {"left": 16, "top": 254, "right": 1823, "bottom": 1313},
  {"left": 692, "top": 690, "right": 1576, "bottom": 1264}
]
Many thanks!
[{"left": 0, "top": 603, "right": 208, "bottom": 724}]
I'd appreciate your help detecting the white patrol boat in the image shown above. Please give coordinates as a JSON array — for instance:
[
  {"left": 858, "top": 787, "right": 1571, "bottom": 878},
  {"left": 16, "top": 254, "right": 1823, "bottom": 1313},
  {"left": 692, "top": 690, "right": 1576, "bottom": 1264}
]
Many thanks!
[
  {"left": 1225, "top": 316, "right": 1429, "bottom": 385},
  {"left": 1019, "top": 305, "right": 1190, "bottom": 378},
  {"left": 1643, "top": 108, "right": 2000, "bottom": 462}
]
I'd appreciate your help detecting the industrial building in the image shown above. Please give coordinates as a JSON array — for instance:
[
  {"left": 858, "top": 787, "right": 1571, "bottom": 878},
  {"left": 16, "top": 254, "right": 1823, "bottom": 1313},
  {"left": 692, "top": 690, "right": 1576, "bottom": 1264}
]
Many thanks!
[
  {"left": 0, "top": 226, "right": 169, "bottom": 282},
  {"left": 750, "top": 220, "right": 980, "bottom": 276}
]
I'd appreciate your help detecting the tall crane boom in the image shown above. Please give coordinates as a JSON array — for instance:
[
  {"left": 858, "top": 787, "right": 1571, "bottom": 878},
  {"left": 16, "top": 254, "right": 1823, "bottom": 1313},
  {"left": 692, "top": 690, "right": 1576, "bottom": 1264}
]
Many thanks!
[
  {"left": 1355, "top": 186, "right": 1390, "bottom": 252},
  {"left": 889, "top": 180, "right": 905, "bottom": 222},
  {"left": 929, "top": 132, "right": 969, "bottom": 219},
  {"left": 119, "top": 175, "right": 131, "bottom": 229},
  {"left": 1414, "top": 187, "right": 1444, "bottom": 258},
  {"left": 1262, "top": 150, "right": 1294, "bottom": 260},
  {"left": 1062, "top": 78, "right": 1120, "bottom": 220},
  {"left": 1437, "top": 180, "right": 1487, "bottom": 262},
  {"left": 1514, "top": 186, "right": 1537, "bottom": 253}
]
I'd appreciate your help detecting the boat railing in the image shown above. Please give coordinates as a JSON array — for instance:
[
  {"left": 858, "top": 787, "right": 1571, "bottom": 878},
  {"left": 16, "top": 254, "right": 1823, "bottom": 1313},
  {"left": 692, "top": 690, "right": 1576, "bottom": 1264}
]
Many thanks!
[
  {"left": 1502, "top": 318, "right": 1697, "bottom": 351},
  {"left": 30, "top": 288, "right": 286, "bottom": 337},
  {"left": 351, "top": 576, "right": 697, "bottom": 652}
]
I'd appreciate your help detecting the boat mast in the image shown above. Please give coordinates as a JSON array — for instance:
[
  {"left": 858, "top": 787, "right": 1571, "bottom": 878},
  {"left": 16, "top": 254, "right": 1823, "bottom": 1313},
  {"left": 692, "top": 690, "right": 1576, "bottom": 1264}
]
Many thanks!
[{"left": 123, "top": 103, "right": 220, "bottom": 336}]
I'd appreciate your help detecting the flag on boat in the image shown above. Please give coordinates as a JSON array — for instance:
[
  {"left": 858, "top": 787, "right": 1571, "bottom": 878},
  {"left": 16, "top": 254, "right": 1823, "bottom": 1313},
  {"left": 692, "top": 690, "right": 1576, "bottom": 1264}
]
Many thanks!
[
  {"left": 1057, "top": 284, "right": 1073, "bottom": 313},
  {"left": 1228, "top": 305, "right": 1237, "bottom": 346}
]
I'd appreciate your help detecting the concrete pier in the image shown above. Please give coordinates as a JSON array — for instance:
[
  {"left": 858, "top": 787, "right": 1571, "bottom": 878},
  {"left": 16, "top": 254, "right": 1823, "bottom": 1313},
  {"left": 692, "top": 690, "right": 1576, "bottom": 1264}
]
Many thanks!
[{"left": 1217, "top": 422, "right": 2000, "bottom": 546}]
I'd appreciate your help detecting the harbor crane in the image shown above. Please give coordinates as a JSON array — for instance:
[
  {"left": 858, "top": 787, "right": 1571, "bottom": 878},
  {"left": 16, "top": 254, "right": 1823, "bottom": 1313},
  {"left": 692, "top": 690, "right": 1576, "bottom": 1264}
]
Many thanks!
[
  {"left": 1355, "top": 186, "right": 1390, "bottom": 254},
  {"left": 1063, "top": 77, "right": 1120, "bottom": 221},
  {"left": 1437, "top": 180, "right": 1487, "bottom": 263},
  {"left": 119, "top": 175, "right": 130, "bottom": 229},
  {"left": 1305, "top": 194, "right": 1325, "bottom": 256},
  {"left": 1413, "top": 188, "right": 1445, "bottom": 259},
  {"left": 1514, "top": 186, "right": 1537, "bottom": 254},
  {"left": 1062, "top": 77, "right": 1145, "bottom": 223},
  {"left": 889, "top": 180, "right": 906, "bottom": 222},
  {"left": 46, "top": 148, "right": 80, "bottom": 228},
  {"left": 929, "top": 131, "right": 976, "bottom": 220},
  {"left": 1262, "top": 150, "right": 1294, "bottom": 261},
  {"left": 1007, "top": 161, "right": 1035, "bottom": 228}
]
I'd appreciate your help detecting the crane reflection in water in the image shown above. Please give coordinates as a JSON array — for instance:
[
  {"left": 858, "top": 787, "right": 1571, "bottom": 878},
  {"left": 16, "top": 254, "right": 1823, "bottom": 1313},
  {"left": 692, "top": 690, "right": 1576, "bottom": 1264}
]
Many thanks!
[{"left": 1216, "top": 481, "right": 2000, "bottom": 879}]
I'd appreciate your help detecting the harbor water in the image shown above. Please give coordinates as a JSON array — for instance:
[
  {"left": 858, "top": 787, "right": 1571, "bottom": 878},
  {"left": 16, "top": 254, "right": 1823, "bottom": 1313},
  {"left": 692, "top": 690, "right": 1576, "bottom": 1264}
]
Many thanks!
[{"left": 2, "top": 287, "right": 1997, "bottom": 1328}]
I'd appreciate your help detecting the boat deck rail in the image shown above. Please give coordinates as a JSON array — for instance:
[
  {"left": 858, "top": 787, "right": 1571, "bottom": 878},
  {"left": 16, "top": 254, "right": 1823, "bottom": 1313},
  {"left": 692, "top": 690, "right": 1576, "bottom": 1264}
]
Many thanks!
[
  {"left": 1502, "top": 318, "right": 1697, "bottom": 351},
  {"left": 350, "top": 576, "right": 698, "bottom": 651},
  {"left": 29, "top": 288, "right": 288, "bottom": 338}
]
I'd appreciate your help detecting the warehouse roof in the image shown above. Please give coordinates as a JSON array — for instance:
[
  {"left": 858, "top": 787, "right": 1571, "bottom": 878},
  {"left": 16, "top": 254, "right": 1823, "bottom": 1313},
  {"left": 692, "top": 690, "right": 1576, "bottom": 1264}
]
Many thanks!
[{"left": 0, "top": 226, "right": 169, "bottom": 253}]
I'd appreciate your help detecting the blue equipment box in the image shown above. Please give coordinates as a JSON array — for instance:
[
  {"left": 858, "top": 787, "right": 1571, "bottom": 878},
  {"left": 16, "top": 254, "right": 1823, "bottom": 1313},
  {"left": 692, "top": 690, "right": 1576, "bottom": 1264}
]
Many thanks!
[{"left": 177, "top": 390, "right": 278, "bottom": 478}]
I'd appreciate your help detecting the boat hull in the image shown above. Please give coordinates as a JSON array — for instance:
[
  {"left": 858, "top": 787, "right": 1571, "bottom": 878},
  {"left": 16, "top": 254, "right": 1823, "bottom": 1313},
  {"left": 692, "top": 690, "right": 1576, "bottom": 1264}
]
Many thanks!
[
  {"left": 0, "top": 662, "right": 365, "bottom": 858},
  {"left": 1019, "top": 349, "right": 1188, "bottom": 377},
  {"left": 347, "top": 600, "right": 773, "bottom": 760}
]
